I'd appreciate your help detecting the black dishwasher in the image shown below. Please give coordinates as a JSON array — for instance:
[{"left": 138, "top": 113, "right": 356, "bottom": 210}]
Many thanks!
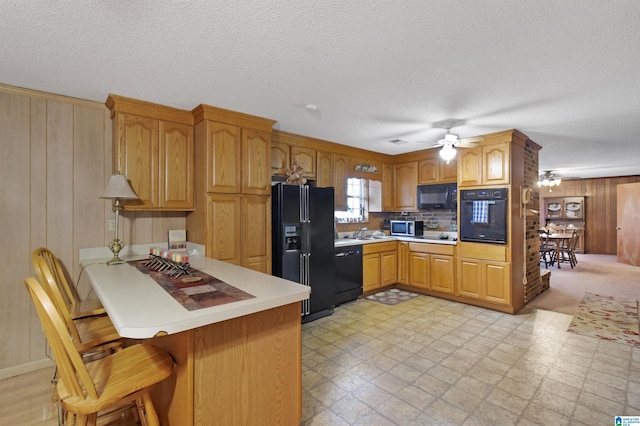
[{"left": 334, "top": 245, "right": 363, "bottom": 306}]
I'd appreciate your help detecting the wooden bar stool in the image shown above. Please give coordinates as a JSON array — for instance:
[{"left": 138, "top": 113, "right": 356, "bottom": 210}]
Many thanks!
[
  {"left": 32, "top": 247, "right": 105, "bottom": 319},
  {"left": 25, "top": 277, "right": 174, "bottom": 426}
]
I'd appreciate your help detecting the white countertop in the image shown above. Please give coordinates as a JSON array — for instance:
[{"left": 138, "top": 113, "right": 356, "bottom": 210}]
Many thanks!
[
  {"left": 334, "top": 233, "right": 458, "bottom": 247},
  {"left": 82, "top": 256, "right": 310, "bottom": 339}
]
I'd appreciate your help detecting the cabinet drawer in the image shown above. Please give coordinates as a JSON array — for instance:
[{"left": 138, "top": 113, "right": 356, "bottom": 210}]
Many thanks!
[
  {"left": 408, "top": 242, "right": 454, "bottom": 256},
  {"left": 363, "top": 241, "right": 397, "bottom": 254},
  {"left": 458, "top": 242, "right": 506, "bottom": 262}
]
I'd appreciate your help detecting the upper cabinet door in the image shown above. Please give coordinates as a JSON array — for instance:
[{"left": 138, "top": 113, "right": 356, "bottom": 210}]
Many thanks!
[
  {"left": 418, "top": 159, "right": 439, "bottom": 184},
  {"left": 439, "top": 158, "right": 457, "bottom": 183},
  {"left": 316, "top": 151, "right": 333, "bottom": 188},
  {"left": 159, "top": 121, "right": 194, "bottom": 209},
  {"left": 242, "top": 128, "right": 271, "bottom": 195},
  {"left": 458, "top": 148, "right": 482, "bottom": 187},
  {"left": 206, "top": 121, "right": 241, "bottom": 193},
  {"left": 271, "top": 141, "right": 290, "bottom": 177},
  {"left": 382, "top": 162, "right": 395, "bottom": 211},
  {"left": 483, "top": 142, "right": 509, "bottom": 185},
  {"left": 291, "top": 146, "right": 316, "bottom": 179},
  {"left": 394, "top": 161, "right": 418, "bottom": 211},
  {"left": 115, "top": 113, "right": 159, "bottom": 209},
  {"left": 333, "top": 154, "right": 349, "bottom": 210}
]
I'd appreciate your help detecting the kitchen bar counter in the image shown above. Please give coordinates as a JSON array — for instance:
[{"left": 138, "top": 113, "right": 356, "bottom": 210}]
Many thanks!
[
  {"left": 83, "top": 253, "right": 308, "bottom": 425},
  {"left": 83, "top": 256, "right": 309, "bottom": 338}
]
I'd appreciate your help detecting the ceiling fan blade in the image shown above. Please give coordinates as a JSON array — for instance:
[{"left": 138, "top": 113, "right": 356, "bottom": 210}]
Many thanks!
[
  {"left": 456, "top": 141, "right": 480, "bottom": 148},
  {"left": 416, "top": 141, "right": 442, "bottom": 149},
  {"left": 460, "top": 135, "right": 484, "bottom": 144}
]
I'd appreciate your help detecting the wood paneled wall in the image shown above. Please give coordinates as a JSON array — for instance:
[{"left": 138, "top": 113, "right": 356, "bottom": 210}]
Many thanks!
[
  {"left": 0, "top": 84, "right": 185, "bottom": 376},
  {"left": 539, "top": 175, "right": 640, "bottom": 254}
]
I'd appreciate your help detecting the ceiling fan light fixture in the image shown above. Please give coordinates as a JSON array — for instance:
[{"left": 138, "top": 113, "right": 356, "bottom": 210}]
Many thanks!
[
  {"left": 537, "top": 172, "right": 561, "bottom": 190},
  {"left": 439, "top": 143, "right": 456, "bottom": 162}
]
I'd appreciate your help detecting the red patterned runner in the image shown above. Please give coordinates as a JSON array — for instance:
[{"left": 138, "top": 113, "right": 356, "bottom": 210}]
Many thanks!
[{"left": 128, "top": 259, "right": 255, "bottom": 311}]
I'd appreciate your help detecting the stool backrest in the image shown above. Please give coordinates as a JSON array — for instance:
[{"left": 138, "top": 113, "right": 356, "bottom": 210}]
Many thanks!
[
  {"left": 32, "top": 248, "right": 79, "bottom": 310},
  {"left": 24, "top": 277, "right": 99, "bottom": 400}
]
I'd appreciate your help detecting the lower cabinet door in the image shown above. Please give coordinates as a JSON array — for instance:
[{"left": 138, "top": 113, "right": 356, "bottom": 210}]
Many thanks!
[
  {"left": 457, "top": 257, "right": 481, "bottom": 299},
  {"left": 381, "top": 251, "right": 398, "bottom": 286},
  {"left": 430, "top": 255, "right": 454, "bottom": 294},
  {"left": 483, "top": 261, "right": 511, "bottom": 305},
  {"left": 409, "top": 252, "right": 429, "bottom": 289},
  {"left": 363, "top": 254, "right": 381, "bottom": 292}
]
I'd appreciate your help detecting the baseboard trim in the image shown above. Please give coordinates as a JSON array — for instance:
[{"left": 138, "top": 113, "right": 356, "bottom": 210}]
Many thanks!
[{"left": 0, "top": 358, "right": 55, "bottom": 380}]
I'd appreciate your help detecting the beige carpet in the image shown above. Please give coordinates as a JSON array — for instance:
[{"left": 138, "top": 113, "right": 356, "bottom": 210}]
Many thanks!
[{"left": 528, "top": 254, "right": 640, "bottom": 315}]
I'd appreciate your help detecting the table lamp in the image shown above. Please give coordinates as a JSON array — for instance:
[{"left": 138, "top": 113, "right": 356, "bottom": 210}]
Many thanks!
[{"left": 100, "top": 172, "right": 138, "bottom": 265}]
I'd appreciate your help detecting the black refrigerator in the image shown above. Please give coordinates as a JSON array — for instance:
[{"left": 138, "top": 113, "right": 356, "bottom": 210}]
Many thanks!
[{"left": 272, "top": 184, "right": 336, "bottom": 323}]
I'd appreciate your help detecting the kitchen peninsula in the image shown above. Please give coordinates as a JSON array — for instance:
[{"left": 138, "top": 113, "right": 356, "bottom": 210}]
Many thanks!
[{"left": 82, "top": 253, "right": 310, "bottom": 425}]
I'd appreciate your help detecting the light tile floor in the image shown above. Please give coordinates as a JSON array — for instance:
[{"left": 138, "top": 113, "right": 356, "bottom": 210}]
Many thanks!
[{"left": 301, "top": 295, "right": 640, "bottom": 425}]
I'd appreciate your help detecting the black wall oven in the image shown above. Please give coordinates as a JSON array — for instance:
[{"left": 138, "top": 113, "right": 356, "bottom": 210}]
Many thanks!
[{"left": 460, "top": 188, "right": 508, "bottom": 244}]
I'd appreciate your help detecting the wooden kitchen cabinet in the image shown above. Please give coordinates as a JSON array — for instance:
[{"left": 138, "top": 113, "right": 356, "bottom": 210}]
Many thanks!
[
  {"left": 271, "top": 141, "right": 290, "bottom": 176},
  {"left": 418, "top": 158, "right": 438, "bottom": 184},
  {"left": 418, "top": 157, "right": 457, "bottom": 184},
  {"left": 458, "top": 258, "right": 482, "bottom": 299},
  {"left": 205, "top": 194, "right": 271, "bottom": 273},
  {"left": 394, "top": 161, "right": 418, "bottom": 211},
  {"left": 316, "top": 151, "right": 333, "bottom": 187},
  {"left": 363, "top": 253, "right": 381, "bottom": 293},
  {"left": 363, "top": 242, "right": 397, "bottom": 292},
  {"left": 409, "top": 252, "right": 429, "bottom": 289},
  {"left": 397, "top": 241, "right": 410, "bottom": 284},
  {"left": 484, "top": 261, "right": 511, "bottom": 305},
  {"left": 291, "top": 146, "right": 316, "bottom": 179},
  {"left": 333, "top": 154, "right": 349, "bottom": 210},
  {"left": 458, "top": 142, "right": 510, "bottom": 187},
  {"left": 406, "top": 242, "right": 455, "bottom": 293},
  {"left": 457, "top": 257, "right": 511, "bottom": 306},
  {"left": 270, "top": 139, "right": 316, "bottom": 180},
  {"left": 113, "top": 113, "right": 158, "bottom": 209},
  {"left": 241, "top": 195, "right": 272, "bottom": 273},
  {"left": 544, "top": 196, "right": 585, "bottom": 220},
  {"left": 193, "top": 104, "right": 275, "bottom": 196},
  {"left": 242, "top": 128, "right": 272, "bottom": 195},
  {"left": 382, "top": 163, "right": 395, "bottom": 211},
  {"left": 316, "top": 150, "right": 348, "bottom": 209},
  {"left": 187, "top": 104, "right": 276, "bottom": 272},
  {"left": 107, "top": 94, "right": 194, "bottom": 211},
  {"left": 430, "top": 255, "right": 455, "bottom": 294},
  {"left": 204, "top": 121, "right": 241, "bottom": 193}
]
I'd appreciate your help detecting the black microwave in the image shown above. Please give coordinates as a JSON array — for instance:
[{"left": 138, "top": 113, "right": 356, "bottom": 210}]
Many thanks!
[{"left": 417, "top": 183, "right": 457, "bottom": 210}]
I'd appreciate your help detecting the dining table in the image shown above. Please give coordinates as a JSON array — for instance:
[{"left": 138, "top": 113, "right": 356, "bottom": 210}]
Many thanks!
[{"left": 541, "top": 232, "right": 574, "bottom": 269}]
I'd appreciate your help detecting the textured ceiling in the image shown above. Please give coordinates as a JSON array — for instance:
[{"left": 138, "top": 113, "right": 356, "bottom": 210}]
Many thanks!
[{"left": 2, "top": 1, "right": 639, "bottom": 179}]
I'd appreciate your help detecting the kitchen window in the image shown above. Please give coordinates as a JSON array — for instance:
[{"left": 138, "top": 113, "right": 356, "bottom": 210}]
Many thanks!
[{"left": 335, "top": 178, "right": 368, "bottom": 223}]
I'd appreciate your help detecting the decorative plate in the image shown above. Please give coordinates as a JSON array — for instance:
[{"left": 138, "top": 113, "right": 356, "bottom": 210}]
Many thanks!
[
  {"left": 547, "top": 203, "right": 561, "bottom": 211},
  {"left": 566, "top": 210, "right": 576, "bottom": 217},
  {"left": 566, "top": 203, "right": 581, "bottom": 211}
]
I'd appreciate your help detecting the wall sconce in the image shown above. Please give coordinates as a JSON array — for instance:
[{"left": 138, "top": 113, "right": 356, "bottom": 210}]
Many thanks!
[{"left": 99, "top": 173, "right": 138, "bottom": 265}]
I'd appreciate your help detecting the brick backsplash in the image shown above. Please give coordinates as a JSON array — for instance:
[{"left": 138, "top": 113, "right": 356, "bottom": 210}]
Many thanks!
[{"left": 388, "top": 210, "right": 457, "bottom": 232}]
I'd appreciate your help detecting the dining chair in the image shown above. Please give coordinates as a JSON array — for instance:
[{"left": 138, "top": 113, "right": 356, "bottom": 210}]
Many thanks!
[
  {"left": 558, "top": 228, "right": 579, "bottom": 268},
  {"left": 32, "top": 247, "right": 106, "bottom": 319},
  {"left": 25, "top": 277, "right": 174, "bottom": 426},
  {"left": 538, "top": 230, "right": 556, "bottom": 268}
]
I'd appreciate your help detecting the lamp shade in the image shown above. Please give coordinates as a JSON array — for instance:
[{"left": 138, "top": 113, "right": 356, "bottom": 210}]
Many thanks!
[
  {"left": 439, "top": 143, "right": 457, "bottom": 161},
  {"left": 99, "top": 173, "right": 139, "bottom": 199}
]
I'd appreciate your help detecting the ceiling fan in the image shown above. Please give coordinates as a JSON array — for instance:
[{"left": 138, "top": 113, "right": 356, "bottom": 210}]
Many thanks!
[{"left": 418, "top": 120, "right": 484, "bottom": 162}]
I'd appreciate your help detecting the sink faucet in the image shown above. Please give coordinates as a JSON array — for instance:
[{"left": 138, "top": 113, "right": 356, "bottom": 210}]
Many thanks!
[{"left": 354, "top": 227, "right": 368, "bottom": 240}]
